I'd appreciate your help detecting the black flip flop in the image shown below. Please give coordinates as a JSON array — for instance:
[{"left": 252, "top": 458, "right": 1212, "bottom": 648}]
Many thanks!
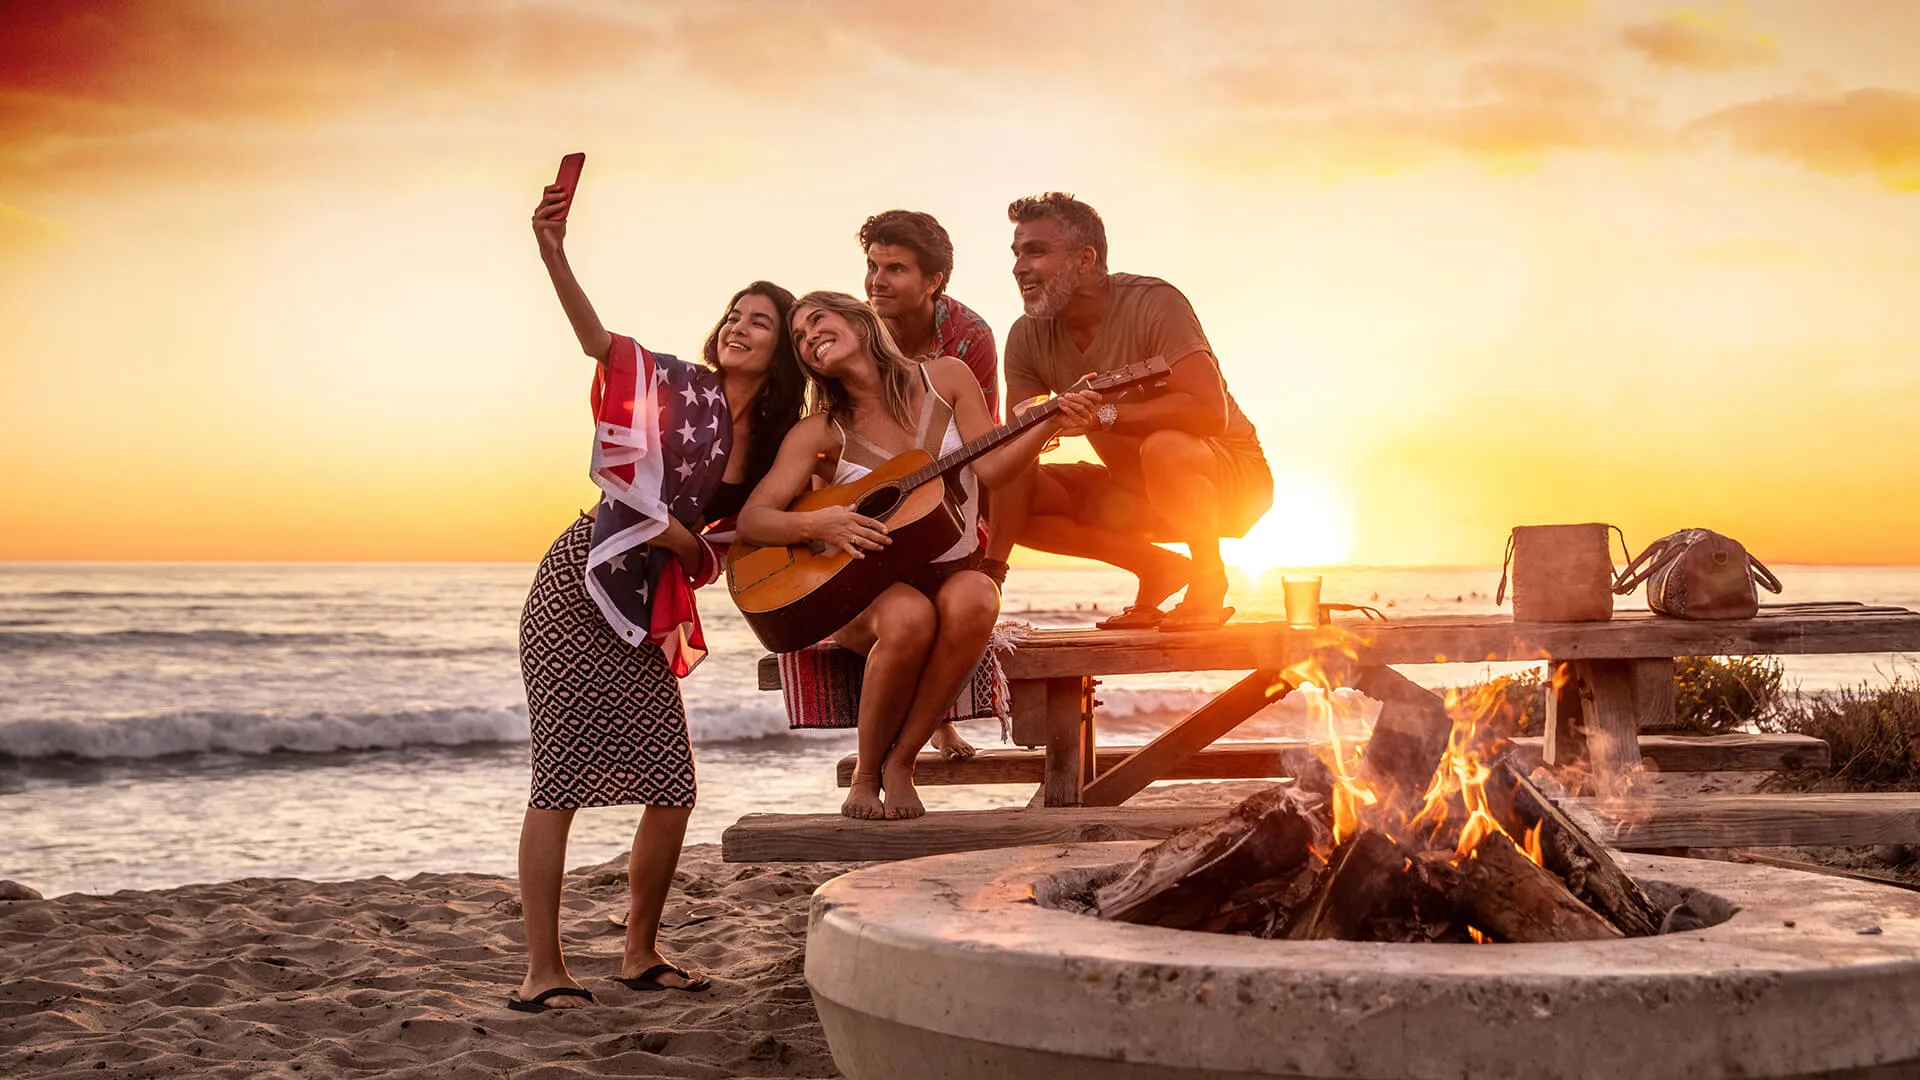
[
  {"left": 614, "top": 963, "right": 711, "bottom": 993},
  {"left": 506, "top": 986, "right": 596, "bottom": 1013},
  {"left": 1095, "top": 604, "right": 1166, "bottom": 630},
  {"left": 1158, "top": 604, "right": 1235, "bottom": 633}
]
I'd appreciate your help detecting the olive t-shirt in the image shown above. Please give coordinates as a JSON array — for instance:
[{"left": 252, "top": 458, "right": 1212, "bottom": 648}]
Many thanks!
[{"left": 1003, "top": 273, "right": 1263, "bottom": 459}]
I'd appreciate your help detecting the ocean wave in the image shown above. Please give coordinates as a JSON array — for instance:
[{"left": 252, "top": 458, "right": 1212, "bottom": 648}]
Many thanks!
[
  {"left": 0, "top": 628, "right": 379, "bottom": 653},
  {"left": 0, "top": 694, "right": 815, "bottom": 762},
  {"left": 20, "top": 589, "right": 349, "bottom": 601},
  {"left": 0, "top": 706, "right": 534, "bottom": 760}
]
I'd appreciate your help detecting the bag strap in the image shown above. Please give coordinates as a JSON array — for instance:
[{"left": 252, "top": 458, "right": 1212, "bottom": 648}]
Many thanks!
[
  {"left": 1495, "top": 531, "right": 1515, "bottom": 606},
  {"left": 1320, "top": 603, "right": 1387, "bottom": 622},
  {"left": 1748, "top": 554, "right": 1784, "bottom": 594},
  {"left": 1610, "top": 524, "right": 1631, "bottom": 567},
  {"left": 1612, "top": 533, "right": 1683, "bottom": 594}
]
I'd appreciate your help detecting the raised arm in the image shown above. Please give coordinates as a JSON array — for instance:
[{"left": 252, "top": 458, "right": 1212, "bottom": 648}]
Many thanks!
[
  {"left": 931, "top": 358, "right": 1098, "bottom": 491},
  {"left": 531, "top": 184, "right": 613, "bottom": 363},
  {"left": 736, "top": 416, "right": 893, "bottom": 558}
]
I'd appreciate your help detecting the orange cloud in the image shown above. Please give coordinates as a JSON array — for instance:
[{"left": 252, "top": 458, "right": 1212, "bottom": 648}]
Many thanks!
[
  {"left": 0, "top": 1, "right": 655, "bottom": 184},
  {"left": 1688, "top": 88, "right": 1920, "bottom": 189},
  {"left": 1622, "top": 7, "right": 1778, "bottom": 70}
]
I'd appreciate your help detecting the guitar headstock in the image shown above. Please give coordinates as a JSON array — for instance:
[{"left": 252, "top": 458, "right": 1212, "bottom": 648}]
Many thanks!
[{"left": 1082, "top": 355, "right": 1173, "bottom": 396}]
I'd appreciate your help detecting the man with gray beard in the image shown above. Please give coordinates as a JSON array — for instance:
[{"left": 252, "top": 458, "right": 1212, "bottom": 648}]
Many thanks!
[{"left": 992, "top": 192, "right": 1272, "bottom": 631}]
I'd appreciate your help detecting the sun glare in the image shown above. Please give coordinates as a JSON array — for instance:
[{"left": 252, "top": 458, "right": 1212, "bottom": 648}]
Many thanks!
[{"left": 1220, "top": 472, "right": 1356, "bottom": 579}]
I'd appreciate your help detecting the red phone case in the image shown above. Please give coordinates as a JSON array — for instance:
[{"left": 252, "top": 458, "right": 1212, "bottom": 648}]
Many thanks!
[{"left": 552, "top": 153, "right": 586, "bottom": 222}]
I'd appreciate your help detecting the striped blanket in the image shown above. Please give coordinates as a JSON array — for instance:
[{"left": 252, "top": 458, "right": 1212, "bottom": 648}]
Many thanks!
[{"left": 778, "top": 623, "right": 1023, "bottom": 737}]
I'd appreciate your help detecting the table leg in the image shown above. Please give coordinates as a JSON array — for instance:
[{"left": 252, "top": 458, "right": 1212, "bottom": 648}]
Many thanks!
[
  {"left": 1010, "top": 679, "right": 1047, "bottom": 748},
  {"left": 1628, "top": 658, "right": 1677, "bottom": 731},
  {"left": 1034, "top": 677, "right": 1093, "bottom": 807},
  {"left": 1542, "top": 659, "right": 1586, "bottom": 769},
  {"left": 1574, "top": 659, "right": 1644, "bottom": 798}
]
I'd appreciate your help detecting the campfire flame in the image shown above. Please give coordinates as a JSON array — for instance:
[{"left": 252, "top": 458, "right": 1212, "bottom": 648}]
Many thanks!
[{"left": 1294, "top": 659, "right": 1545, "bottom": 870}]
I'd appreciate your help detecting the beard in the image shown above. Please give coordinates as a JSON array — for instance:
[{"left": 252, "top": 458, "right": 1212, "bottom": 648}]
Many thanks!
[{"left": 1022, "top": 261, "right": 1081, "bottom": 318}]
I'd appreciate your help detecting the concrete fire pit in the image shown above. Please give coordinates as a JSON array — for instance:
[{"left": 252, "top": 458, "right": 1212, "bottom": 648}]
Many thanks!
[{"left": 806, "top": 843, "right": 1920, "bottom": 1080}]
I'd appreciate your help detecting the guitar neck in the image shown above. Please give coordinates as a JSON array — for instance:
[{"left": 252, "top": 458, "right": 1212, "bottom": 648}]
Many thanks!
[{"left": 900, "top": 397, "right": 1061, "bottom": 491}]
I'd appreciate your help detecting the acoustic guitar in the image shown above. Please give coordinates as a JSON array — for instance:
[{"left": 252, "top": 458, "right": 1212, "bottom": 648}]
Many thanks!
[{"left": 727, "top": 357, "right": 1171, "bottom": 652}]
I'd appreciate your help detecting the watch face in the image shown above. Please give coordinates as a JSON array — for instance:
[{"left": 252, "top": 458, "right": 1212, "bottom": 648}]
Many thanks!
[{"left": 1098, "top": 403, "right": 1119, "bottom": 428}]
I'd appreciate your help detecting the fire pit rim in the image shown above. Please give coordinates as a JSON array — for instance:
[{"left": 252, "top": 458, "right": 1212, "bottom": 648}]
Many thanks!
[{"left": 806, "top": 842, "right": 1920, "bottom": 1080}]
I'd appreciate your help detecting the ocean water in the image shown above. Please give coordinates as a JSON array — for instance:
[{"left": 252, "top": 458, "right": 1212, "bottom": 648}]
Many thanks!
[{"left": 3, "top": 561, "right": 1916, "bottom": 897}]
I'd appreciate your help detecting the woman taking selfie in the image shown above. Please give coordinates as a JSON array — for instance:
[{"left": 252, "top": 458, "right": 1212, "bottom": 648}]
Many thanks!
[
  {"left": 737, "top": 291, "right": 1098, "bottom": 822},
  {"left": 511, "top": 173, "right": 805, "bottom": 1012}
]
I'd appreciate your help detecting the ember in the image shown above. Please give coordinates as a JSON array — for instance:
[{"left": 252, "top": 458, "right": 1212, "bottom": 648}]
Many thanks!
[{"left": 1092, "top": 661, "right": 1665, "bottom": 943}]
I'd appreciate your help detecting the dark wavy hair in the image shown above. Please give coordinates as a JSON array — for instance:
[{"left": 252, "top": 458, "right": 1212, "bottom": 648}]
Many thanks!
[
  {"left": 857, "top": 209, "right": 955, "bottom": 297},
  {"left": 701, "top": 281, "right": 805, "bottom": 489}
]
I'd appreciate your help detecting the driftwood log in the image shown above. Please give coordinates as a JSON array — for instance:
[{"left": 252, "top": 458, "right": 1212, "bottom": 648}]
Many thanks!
[
  {"left": 1438, "top": 830, "right": 1623, "bottom": 943},
  {"left": 1485, "top": 757, "right": 1663, "bottom": 937},
  {"left": 1094, "top": 786, "right": 1328, "bottom": 928}
]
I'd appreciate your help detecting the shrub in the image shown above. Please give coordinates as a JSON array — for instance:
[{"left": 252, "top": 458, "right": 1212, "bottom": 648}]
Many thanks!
[
  {"left": 1452, "top": 669, "right": 1548, "bottom": 740},
  {"left": 1671, "top": 655, "right": 1785, "bottom": 734},
  {"left": 1453, "top": 655, "right": 1784, "bottom": 741},
  {"left": 1760, "top": 673, "right": 1920, "bottom": 784}
]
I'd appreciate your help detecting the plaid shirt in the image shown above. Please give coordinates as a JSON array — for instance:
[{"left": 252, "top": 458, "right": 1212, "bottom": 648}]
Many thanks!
[{"left": 932, "top": 294, "right": 999, "bottom": 419}]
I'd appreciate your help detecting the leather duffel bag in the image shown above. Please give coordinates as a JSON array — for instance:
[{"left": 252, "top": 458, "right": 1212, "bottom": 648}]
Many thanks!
[{"left": 1612, "top": 529, "right": 1782, "bottom": 620}]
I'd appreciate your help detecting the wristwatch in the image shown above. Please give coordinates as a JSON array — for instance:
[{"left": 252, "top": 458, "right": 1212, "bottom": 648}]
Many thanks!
[{"left": 1096, "top": 403, "right": 1119, "bottom": 431}]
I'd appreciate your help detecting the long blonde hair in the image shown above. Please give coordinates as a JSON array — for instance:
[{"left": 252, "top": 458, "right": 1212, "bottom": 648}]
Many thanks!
[{"left": 793, "top": 290, "right": 918, "bottom": 431}]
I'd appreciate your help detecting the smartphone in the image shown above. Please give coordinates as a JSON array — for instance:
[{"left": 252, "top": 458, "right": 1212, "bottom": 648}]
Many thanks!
[{"left": 552, "top": 152, "right": 586, "bottom": 222}]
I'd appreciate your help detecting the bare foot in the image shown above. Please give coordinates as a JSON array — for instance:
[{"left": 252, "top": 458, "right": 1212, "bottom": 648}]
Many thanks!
[
  {"left": 930, "top": 722, "right": 976, "bottom": 762},
  {"left": 841, "top": 773, "right": 885, "bottom": 820},
  {"left": 880, "top": 759, "right": 925, "bottom": 820}
]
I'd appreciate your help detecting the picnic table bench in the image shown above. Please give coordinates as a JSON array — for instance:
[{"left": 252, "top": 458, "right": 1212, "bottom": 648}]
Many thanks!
[{"left": 732, "top": 601, "right": 1920, "bottom": 862}]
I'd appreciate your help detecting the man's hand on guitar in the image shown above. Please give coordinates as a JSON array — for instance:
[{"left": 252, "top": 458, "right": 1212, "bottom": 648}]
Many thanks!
[
  {"left": 807, "top": 506, "right": 891, "bottom": 559},
  {"left": 1050, "top": 389, "right": 1103, "bottom": 438}
]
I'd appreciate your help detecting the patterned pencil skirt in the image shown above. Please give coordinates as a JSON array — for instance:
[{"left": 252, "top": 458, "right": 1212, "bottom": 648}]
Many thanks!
[{"left": 519, "top": 515, "right": 697, "bottom": 810}]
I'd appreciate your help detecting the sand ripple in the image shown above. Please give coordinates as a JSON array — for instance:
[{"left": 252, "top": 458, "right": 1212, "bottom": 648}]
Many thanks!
[{"left": 0, "top": 845, "right": 855, "bottom": 1078}]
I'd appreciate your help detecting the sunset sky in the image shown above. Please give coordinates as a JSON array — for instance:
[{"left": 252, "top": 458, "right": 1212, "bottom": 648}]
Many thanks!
[{"left": 3, "top": 0, "right": 1918, "bottom": 568}]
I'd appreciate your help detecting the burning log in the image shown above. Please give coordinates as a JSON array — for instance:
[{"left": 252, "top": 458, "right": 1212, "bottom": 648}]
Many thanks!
[
  {"left": 1352, "top": 665, "right": 1455, "bottom": 814},
  {"left": 1485, "top": 758, "right": 1663, "bottom": 938},
  {"left": 1284, "top": 830, "right": 1406, "bottom": 941},
  {"left": 1437, "top": 830, "right": 1623, "bottom": 943},
  {"left": 1095, "top": 785, "right": 1328, "bottom": 929},
  {"left": 1191, "top": 863, "right": 1321, "bottom": 937}
]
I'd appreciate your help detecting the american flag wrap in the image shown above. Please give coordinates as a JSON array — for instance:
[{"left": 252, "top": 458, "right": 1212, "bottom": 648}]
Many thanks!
[{"left": 585, "top": 333, "right": 731, "bottom": 677}]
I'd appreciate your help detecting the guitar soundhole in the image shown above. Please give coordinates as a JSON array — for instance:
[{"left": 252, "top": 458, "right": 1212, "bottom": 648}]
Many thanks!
[{"left": 855, "top": 485, "right": 902, "bottom": 520}]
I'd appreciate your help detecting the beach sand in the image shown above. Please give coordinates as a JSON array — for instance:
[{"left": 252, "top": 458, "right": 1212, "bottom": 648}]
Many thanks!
[
  {"left": 0, "top": 844, "right": 860, "bottom": 1079},
  {"left": 0, "top": 783, "right": 1266, "bottom": 1079}
]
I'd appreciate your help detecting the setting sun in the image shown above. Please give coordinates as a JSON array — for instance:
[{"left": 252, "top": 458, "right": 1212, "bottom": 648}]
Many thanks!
[{"left": 1221, "top": 469, "right": 1357, "bottom": 579}]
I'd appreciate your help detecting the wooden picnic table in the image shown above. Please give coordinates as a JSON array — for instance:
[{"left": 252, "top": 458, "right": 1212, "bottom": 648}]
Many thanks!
[
  {"left": 736, "top": 601, "right": 1920, "bottom": 862},
  {"left": 757, "top": 601, "right": 1920, "bottom": 805},
  {"left": 999, "top": 601, "right": 1920, "bottom": 806}
]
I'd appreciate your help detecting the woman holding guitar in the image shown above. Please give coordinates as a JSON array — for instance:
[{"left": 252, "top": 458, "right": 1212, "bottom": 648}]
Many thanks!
[{"left": 738, "top": 291, "right": 1099, "bottom": 820}]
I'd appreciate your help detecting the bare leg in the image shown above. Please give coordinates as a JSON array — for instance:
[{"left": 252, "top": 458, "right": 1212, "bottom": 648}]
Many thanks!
[
  {"left": 619, "top": 804, "right": 701, "bottom": 986},
  {"left": 831, "top": 583, "right": 937, "bottom": 819},
  {"left": 880, "top": 571, "right": 1001, "bottom": 819},
  {"left": 1138, "top": 431, "right": 1229, "bottom": 609},
  {"left": 985, "top": 460, "right": 1033, "bottom": 564},
  {"left": 1020, "top": 468, "right": 1189, "bottom": 609},
  {"left": 517, "top": 806, "right": 589, "bottom": 1006}
]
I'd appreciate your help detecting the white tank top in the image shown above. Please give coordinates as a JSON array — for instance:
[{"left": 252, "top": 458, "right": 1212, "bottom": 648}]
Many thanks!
[{"left": 827, "top": 366, "right": 979, "bottom": 563}]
